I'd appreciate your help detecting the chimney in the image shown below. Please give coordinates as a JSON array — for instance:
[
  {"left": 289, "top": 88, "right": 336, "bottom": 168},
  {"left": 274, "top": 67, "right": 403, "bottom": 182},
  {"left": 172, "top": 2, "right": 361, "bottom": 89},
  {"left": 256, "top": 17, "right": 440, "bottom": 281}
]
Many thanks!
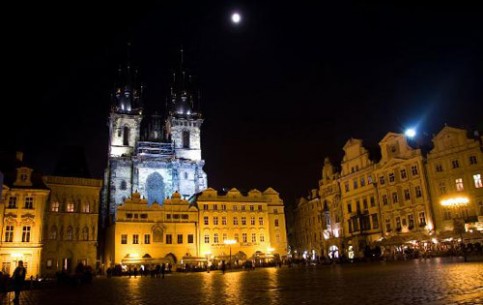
[{"left": 16, "top": 151, "right": 23, "bottom": 162}]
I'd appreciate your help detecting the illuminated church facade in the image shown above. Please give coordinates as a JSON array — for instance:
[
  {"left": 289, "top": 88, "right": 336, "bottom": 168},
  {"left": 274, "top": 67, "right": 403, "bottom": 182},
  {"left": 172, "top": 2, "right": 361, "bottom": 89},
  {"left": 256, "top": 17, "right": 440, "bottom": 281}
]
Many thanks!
[{"left": 102, "top": 56, "right": 208, "bottom": 226}]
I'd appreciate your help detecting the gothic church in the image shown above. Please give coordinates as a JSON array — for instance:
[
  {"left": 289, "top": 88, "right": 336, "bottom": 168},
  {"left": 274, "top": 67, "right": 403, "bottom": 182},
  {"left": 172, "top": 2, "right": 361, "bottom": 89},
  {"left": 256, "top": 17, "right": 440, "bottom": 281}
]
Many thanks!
[{"left": 102, "top": 53, "right": 208, "bottom": 225}]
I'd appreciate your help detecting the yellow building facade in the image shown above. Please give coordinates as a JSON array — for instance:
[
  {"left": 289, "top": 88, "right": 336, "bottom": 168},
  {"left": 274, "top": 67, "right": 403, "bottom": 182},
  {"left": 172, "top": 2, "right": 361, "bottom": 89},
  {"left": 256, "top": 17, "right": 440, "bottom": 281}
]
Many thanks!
[
  {"left": 105, "top": 191, "right": 199, "bottom": 269},
  {"left": 426, "top": 126, "right": 483, "bottom": 237},
  {"left": 339, "top": 139, "right": 381, "bottom": 256},
  {"left": 196, "top": 187, "right": 288, "bottom": 266},
  {"left": 0, "top": 160, "right": 50, "bottom": 277},
  {"left": 374, "top": 132, "right": 434, "bottom": 243},
  {"left": 42, "top": 176, "right": 102, "bottom": 276}
]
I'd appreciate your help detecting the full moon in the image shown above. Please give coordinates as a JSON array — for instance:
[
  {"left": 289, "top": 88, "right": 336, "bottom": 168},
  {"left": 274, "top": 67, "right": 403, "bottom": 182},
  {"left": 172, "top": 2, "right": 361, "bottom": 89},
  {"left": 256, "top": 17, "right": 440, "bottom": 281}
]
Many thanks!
[{"left": 231, "top": 12, "right": 241, "bottom": 24}]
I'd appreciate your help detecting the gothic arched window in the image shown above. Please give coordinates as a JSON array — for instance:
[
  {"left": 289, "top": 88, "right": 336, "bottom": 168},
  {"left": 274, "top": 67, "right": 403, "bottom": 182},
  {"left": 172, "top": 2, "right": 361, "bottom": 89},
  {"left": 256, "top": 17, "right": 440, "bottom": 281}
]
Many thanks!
[
  {"left": 146, "top": 172, "right": 165, "bottom": 205},
  {"left": 123, "top": 126, "right": 130, "bottom": 146},
  {"left": 49, "top": 226, "right": 57, "bottom": 240},
  {"left": 66, "top": 226, "right": 74, "bottom": 240},
  {"left": 182, "top": 130, "right": 190, "bottom": 148},
  {"left": 82, "top": 227, "right": 89, "bottom": 241}
]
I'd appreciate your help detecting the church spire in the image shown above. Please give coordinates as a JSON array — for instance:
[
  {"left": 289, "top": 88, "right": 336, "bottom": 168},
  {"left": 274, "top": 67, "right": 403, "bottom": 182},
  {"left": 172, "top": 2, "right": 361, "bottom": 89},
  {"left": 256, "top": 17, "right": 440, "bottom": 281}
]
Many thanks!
[
  {"left": 167, "top": 48, "right": 200, "bottom": 119},
  {"left": 111, "top": 42, "right": 143, "bottom": 115}
]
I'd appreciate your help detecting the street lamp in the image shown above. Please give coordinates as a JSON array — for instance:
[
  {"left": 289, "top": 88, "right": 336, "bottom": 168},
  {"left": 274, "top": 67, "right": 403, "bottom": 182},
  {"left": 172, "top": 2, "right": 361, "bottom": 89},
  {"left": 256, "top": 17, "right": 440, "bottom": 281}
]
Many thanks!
[
  {"left": 440, "top": 196, "right": 469, "bottom": 262},
  {"left": 224, "top": 239, "right": 236, "bottom": 269}
]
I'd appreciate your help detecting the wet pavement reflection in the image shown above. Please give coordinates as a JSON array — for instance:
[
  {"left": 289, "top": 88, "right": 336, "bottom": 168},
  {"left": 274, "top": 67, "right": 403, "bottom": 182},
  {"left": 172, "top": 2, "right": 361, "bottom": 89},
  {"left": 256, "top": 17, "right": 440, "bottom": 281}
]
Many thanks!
[{"left": 3, "top": 257, "right": 482, "bottom": 305}]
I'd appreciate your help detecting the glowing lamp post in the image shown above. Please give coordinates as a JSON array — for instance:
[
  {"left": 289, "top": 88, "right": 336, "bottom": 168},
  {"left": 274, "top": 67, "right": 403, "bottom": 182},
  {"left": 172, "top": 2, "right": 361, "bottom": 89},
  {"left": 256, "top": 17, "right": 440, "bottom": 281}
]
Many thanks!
[
  {"left": 440, "top": 196, "right": 469, "bottom": 262},
  {"left": 224, "top": 239, "right": 236, "bottom": 269}
]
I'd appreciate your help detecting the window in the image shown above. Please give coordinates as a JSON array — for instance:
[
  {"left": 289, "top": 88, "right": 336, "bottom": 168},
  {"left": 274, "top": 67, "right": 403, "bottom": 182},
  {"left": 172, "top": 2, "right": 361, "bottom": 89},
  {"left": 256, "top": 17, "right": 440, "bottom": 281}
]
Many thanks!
[
  {"left": 379, "top": 176, "right": 385, "bottom": 185},
  {"left": 389, "top": 173, "right": 395, "bottom": 183},
  {"left": 177, "top": 234, "right": 183, "bottom": 244},
  {"left": 66, "top": 202, "right": 75, "bottom": 212},
  {"left": 213, "top": 204, "right": 218, "bottom": 210},
  {"left": 371, "top": 214, "right": 379, "bottom": 229},
  {"left": 273, "top": 208, "right": 278, "bottom": 214},
  {"left": 133, "top": 234, "right": 139, "bottom": 244},
  {"left": 347, "top": 202, "right": 353, "bottom": 212},
  {"left": 184, "top": 172, "right": 188, "bottom": 179},
  {"left": 203, "top": 204, "right": 208, "bottom": 210},
  {"left": 400, "top": 169, "right": 407, "bottom": 179},
  {"left": 360, "top": 177, "right": 366, "bottom": 187},
  {"left": 24, "top": 196, "right": 33, "bottom": 209},
  {"left": 415, "top": 186, "right": 422, "bottom": 198},
  {"left": 234, "top": 233, "right": 239, "bottom": 242},
  {"left": 46, "top": 259, "right": 53, "bottom": 269},
  {"left": 223, "top": 233, "right": 227, "bottom": 242},
  {"left": 241, "top": 217, "right": 247, "bottom": 226},
  {"left": 250, "top": 216, "right": 255, "bottom": 225},
  {"left": 66, "top": 226, "right": 73, "bottom": 240},
  {"left": 250, "top": 205, "right": 254, "bottom": 211},
  {"left": 144, "top": 234, "right": 151, "bottom": 244},
  {"left": 382, "top": 195, "right": 388, "bottom": 206},
  {"left": 213, "top": 217, "right": 219, "bottom": 225},
  {"left": 439, "top": 182, "right": 447, "bottom": 195},
  {"left": 233, "top": 205, "right": 238, "bottom": 211},
  {"left": 469, "top": 156, "right": 477, "bottom": 165},
  {"left": 204, "top": 216, "right": 209, "bottom": 225},
  {"left": 259, "top": 217, "right": 264, "bottom": 225},
  {"left": 241, "top": 205, "right": 246, "bottom": 211},
  {"left": 182, "top": 130, "right": 190, "bottom": 148},
  {"left": 188, "top": 234, "right": 194, "bottom": 243},
  {"left": 258, "top": 205, "right": 263, "bottom": 211},
  {"left": 233, "top": 217, "right": 238, "bottom": 225},
  {"left": 213, "top": 233, "right": 219, "bottom": 244},
  {"left": 222, "top": 216, "right": 227, "bottom": 225},
  {"left": 408, "top": 214, "right": 414, "bottom": 229},
  {"left": 385, "top": 219, "right": 391, "bottom": 232},
  {"left": 436, "top": 164, "right": 443, "bottom": 172},
  {"left": 121, "top": 234, "right": 127, "bottom": 244},
  {"left": 8, "top": 197, "right": 17, "bottom": 208},
  {"left": 370, "top": 196, "right": 375, "bottom": 207},
  {"left": 221, "top": 204, "right": 227, "bottom": 211},
  {"left": 368, "top": 176, "right": 373, "bottom": 184},
  {"left": 82, "top": 227, "right": 89, "bottom": 240},
  {"left": 252, "top": 233, "right": 256, "bottom": 242},
  {"left": 5, "top": 226, "right": 14, "bottom": 242},
  {"left": 242, "top": 233, "right": 247, "bottom": 243},
  {"left": 345, "top": 182, "right": 350, "bottom": 192},
  {"left": 452, "top": 160, "right": 460, "bottom": 169},
  {"left": 363, "top": 199, "right": 368, "bottom": 210},
  {"left": 123, "top": 126, "right": 130, "bottom": 146},
  {"left": 396, "top": 217, "right": 401, "bottom": 230},
  {"left": 404, "top": 189, "right": 410, "bottom": 201},
  {"left": 166, "top": 234, "right": 173, "bottom": 244},
  {"left": 392, "top": 192, "right": 398, "bottom": 203},
  {"left": 411, "top": 165, "right": 419, "bottom": 176},
  {"left": 353, "top": 180, "right": 358, "bottom": 189},
  {"left": 418, "top": 212, "right": 426, "bottom": 226},
  {"left": 81, "top": 202, "right": 90, "bottom": 213},
  {"left": 473, "top": 174, "right": 482, "bottom": 188},
  {"left": 455, "top": 178, "right": 464, "bottom": 191},
  {"left": 275, "top": 219, "right": 279, "bottom": 227},
  {"left": 204, "top": 234, "right": 209, "bottom": 244},
  {"left": 260, "top": 233, "right": 265, "bottom": 242},
  {"left": 51, "top": 201, "right": 59, "bottom": 212},
  {"left": 120, "top": 180, "right": 127, "bottom": 190},
  {"left": 49, "top": 226, "right": 57, "bottom": 240}
]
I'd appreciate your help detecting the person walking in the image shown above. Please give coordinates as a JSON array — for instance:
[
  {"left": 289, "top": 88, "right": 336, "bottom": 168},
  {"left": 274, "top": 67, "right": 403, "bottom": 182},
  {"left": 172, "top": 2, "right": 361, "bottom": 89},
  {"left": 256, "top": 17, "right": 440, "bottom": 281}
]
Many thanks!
[{"left": 12, "top": 260, "right": 26, "bottom": 303}]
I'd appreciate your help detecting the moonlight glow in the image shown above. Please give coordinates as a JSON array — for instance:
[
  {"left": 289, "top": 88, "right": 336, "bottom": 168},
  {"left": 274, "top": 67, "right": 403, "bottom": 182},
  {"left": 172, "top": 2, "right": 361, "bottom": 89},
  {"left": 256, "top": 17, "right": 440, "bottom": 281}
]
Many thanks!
[
  {"left": 231, "top": 12, "right": 241, "bottom": 24},
  {"left": 405, "top": 128, "right": 416, "bottom": 138}
]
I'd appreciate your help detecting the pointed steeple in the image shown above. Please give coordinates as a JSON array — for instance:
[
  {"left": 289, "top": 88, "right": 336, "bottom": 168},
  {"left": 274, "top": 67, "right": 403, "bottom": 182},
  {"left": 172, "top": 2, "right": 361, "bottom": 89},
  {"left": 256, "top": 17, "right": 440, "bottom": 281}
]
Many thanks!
[
  {"left": 112, "top": 42, "right": 143, "bottom": 115},
  {"left": 167, "top": 48, "right": 200, "bottom": 119}
]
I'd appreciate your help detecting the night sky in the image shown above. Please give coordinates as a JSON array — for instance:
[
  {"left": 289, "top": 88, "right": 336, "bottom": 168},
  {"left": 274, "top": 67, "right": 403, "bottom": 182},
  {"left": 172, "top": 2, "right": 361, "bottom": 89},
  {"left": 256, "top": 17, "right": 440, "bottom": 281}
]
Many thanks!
[{"left": 4, "top": 2, "right": 483, "bottom": 206}]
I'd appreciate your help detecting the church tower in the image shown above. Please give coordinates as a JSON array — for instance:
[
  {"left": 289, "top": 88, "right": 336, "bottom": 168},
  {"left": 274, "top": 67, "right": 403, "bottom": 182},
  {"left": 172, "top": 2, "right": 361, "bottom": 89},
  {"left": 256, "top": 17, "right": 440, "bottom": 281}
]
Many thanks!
[
  {"left": 102, "top": 64, "right": 144, "bottom": 225},
  {"left": 166, "top": 49, "right": 203, "bottom": 161}
]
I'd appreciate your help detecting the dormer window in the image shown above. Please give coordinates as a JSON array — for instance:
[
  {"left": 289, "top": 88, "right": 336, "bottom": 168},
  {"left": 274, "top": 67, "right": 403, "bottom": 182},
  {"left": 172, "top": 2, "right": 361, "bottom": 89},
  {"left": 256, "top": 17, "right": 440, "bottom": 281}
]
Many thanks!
[{"left": 14, "top": 167, "right": 33, "bottom": 187}]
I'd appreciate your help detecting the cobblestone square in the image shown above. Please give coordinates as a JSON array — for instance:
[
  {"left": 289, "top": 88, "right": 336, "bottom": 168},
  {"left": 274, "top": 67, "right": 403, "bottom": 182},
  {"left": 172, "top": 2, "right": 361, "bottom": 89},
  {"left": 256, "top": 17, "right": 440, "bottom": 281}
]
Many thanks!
[{"left": 2, "top": 257, "right": 482, "bottom": 305}]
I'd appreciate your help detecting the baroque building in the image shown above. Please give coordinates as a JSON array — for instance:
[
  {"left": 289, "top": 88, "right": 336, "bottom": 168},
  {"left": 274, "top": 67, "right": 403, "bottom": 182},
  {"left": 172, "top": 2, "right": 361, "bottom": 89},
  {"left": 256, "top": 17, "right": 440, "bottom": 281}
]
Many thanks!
[
  {"left": 42, "top": 176, "right": 102, "bottom": 276},
  {"left": 105, "top": 187, "right": 288, "bottom": 269},
  {"left": 426, "top": 126, "right": 483, "bottom": 236},
  {"left": 102, "top": 56, "right": 208, "bottom": 226},
  {"left": 0, "top": 152, "right": 50, "bottom": 277}
]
